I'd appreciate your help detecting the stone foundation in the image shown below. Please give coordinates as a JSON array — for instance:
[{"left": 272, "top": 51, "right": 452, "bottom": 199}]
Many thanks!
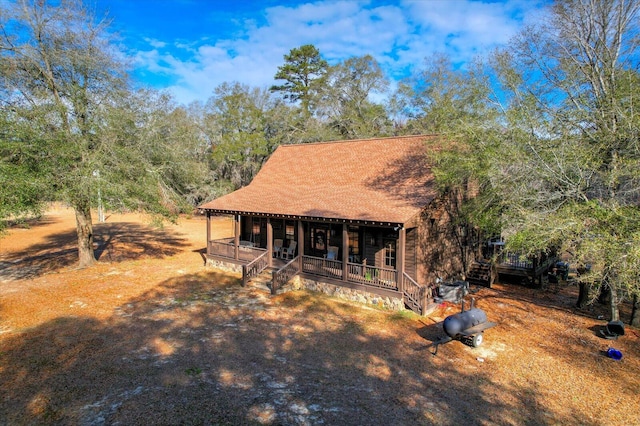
[
  {"left": 206, "top": 258, "right": 242, "bottom": 274},
  {"left": 206, "top": 259, "right": 406, "bottom": 312},
  {"left": 288, "top": 276, "right": 405, "bottom": 312}
]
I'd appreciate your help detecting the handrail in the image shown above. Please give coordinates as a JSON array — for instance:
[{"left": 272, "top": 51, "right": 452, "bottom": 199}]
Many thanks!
[
  {"left": 402, "top": 272, "right": 430, "bottom": 315},
  {"left": 238, "top": 246, "right": 267, "bottom": 262},
  {"left": 242, "top": 251, "right": 269, "bottom": 286},
  {"left": 347, "top": 262, "right": 397, "bottom": 289},
  {"left": 499, "top": 252, "right": 533, "bottom": 269},
  {"left": 271, "top": 256, "right": 300, "bottom": 294},
  {"left": 208, "top": 239, "right": 235, "bottom": 259},
  {"left": 208, "top": 238, "right": 267, "bottom": 262},
  {"left": 301, "top": 255, "right": 343, "bottom": 280}
]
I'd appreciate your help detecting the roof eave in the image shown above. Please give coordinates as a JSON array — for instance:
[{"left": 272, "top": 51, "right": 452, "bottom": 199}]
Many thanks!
[{"left": 198, "top": 207, "right": 408, "bottom": 228}]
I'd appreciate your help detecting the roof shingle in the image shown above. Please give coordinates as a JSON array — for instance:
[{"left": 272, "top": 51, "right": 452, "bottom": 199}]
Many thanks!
[{"left": 199, "top": 135, "right": 437, "bottom": 224}]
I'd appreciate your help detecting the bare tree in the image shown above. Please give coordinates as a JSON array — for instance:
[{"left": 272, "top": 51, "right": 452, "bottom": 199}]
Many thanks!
[
  {"left": 490, "top": 0, "right": 640, "bottom": 321},
  {"left": 0, "top": 0, "right": 129, "bottom": 267},
  {"left": 1, "top": 1, "right": 208, "bottom": 268},
  {"left": 317, "top": 55, "right": 392, "bottom": 139}
]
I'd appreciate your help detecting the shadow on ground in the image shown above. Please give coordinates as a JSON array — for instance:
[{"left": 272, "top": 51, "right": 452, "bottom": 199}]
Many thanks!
[
  {"left": 1, "top": 215, "right": 62, "bottom": 231},
  {"left": 0, "top": 222, "right": 190, "bottom": 281},
  {"left": 0, "top": 271, "right": 600, "bottom": 426}
]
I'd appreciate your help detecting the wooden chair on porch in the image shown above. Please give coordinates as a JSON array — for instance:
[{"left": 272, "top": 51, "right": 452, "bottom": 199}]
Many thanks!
[
  {"left": 281, "top": 241, "right": 297, "bottom": 260},
  {"left": 273, "top": 239, "right": 283, "bottom": 258},
  {"left": 326, "top": 246, "right": 339, "bottom": 260}
]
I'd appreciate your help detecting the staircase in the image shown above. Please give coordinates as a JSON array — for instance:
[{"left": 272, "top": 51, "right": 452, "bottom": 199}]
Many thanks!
[
  {"left": 466, "top": 261, "right": 494, "bottom": 287},
  {"left": 247, "top": 268, "right": 275, "bottom": 291}
]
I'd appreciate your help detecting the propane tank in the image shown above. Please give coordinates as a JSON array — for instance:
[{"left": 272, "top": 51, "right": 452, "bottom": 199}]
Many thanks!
[{"left": 443, "top": 307, "right": 488, "bottom": 338}]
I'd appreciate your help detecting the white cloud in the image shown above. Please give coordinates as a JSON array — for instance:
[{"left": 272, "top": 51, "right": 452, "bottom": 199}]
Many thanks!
[
  {"left": 130, "top": 0, "right": 544, "bottom": 105},
  {"left": 144, "top": 38, "right": 167, "bottom": 49}
]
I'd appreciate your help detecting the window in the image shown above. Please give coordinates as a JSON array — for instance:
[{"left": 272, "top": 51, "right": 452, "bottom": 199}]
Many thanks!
[
  {"left": 348, "top": 226, "right": 360, "bottom": 260},
  {"left": 384, "top": 239, "right": 396, "bottom": 268},
  {"left": 252, "top": 219, "right": 261, "bottom": 244},
  {"left": 285, "top": 221, "right": 295, "bottom": 246}
]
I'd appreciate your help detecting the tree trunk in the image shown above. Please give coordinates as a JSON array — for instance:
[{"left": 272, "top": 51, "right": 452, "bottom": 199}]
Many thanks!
[
  {"left": 74, "top": 202, "right": 96, "bottom": 268},
  {"left": 576, "top": 282, "right": 589, "bottom": 308},
  {"left": 631, "top": 294, "right": 640, "bottom": 327},
  {"left": 598, "top": 283, "right": 610, "bottom": 305},
  {"left": 609, "top": 285, "right": 619, "bottom": 322}
]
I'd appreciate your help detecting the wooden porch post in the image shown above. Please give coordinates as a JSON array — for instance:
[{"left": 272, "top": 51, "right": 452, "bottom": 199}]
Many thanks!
[
  {"left": 206, "top": 210, "right": 211, "bottom": 256},
  {"left": 267, "top": 218, "right": 273, "bottom": 267},
  {"left": 421, "top": 287, "right": 429, "bottom": 316},
  {"left": 234, "top": 215, "right": 240, "bottom": 260},
  {"left": 342, "top": 224, "right": 348, "bottom": 282},
  {"left": 397, "top": 226, "right": 406, "bottom": 293},
  {"left": 297, "top": 220, "right": 304, "bottom": 271}
]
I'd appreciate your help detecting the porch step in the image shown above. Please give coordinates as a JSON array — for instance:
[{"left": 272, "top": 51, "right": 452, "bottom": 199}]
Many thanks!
[
  {"left": 467, "top": 261, "right": 494, "bottom": 287},
  {"left": 403, "top": 290, "right": 438, "bottom": 316},
  {"left": 248, "top": 268, "right": 275, "bottom": 291},
  {"left": 403, "top": 292, "right": 422, "bottom": 315}
]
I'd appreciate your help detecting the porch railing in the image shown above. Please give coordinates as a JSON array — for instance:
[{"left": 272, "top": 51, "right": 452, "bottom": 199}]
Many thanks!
[
  {"left": 272, "top": 256, "right": 300, "bottom": 295},
  {"left": 300, "top": 256, "right": 397, "bottom": 290},
  {"left": 208, "top": 238, "right": 235, "bottom": 259},
  {"left": 211, "top": 245, "right": 400, "bottom": 293},
  {"left": 238, "top": 245, "right": 267, "bottom": 261},
  {"left": 347, "top": 262, "right": 397, "bottom": 290},
  {"left": 402, "top": 272, "right": 430, "bottom": 315},
  {"left": 302, "top": 255, "right": 343, "bottom": 280},
  {"left": 242, "top": 251, "right": 269, "bottom": 286},
  {"left": 208, "top": 238, "right": 267, "bottom": 262}
]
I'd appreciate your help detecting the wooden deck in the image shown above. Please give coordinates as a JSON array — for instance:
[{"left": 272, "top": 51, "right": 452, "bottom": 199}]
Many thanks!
[
  {"left": 206, "top": 242, "right": 434, "bottom": 316},
  {"left": 495, "top": 253, "right": 556, "bottom": 286}
]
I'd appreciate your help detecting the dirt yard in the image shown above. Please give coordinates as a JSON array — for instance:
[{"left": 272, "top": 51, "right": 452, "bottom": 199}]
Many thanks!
[{"left": 0, "top": 205, "right": 638, "bottom": 425}]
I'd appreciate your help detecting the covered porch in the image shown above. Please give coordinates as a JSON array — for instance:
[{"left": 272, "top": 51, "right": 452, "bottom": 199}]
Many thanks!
[{"left": 204, "top": 212, "right": 433, "bottom": 315}]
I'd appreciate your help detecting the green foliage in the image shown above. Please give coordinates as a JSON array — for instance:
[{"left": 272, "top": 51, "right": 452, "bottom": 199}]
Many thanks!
[
  {"left": 0, "top": 113, "right": 48, "bottom": 228},
  {"left": 204, "top": 82, "right": 283, "bottom": 189},
  {"left": 270, "top": 44, "right": 329, "bottom": 115},
  {"left": 396, "top": 55, "right": 504, "bottom": 236},
  {"left": 464, "top": 0, "right": 639, "bottom": 319},
  {"left": 393, "top": 54, "right": 497, "bottom": 135},
  {"left": 318, "top": 55, "right": 393, "bottom": 139},
  {"left": 397, "top": 1, "right": 640, "bottom": 320},
  {"left": 0, "top": 0, "right": 213, "bottom": 265}
]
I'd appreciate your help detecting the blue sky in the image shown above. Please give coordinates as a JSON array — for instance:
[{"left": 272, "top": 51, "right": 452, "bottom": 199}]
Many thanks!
[{"left": 97, "top": 0, "right": 547, "bottom": 105}]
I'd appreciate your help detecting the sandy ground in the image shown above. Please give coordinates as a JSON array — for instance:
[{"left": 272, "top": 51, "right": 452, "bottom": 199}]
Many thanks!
[{"left": 0, "top": 205, "right": 639, "bottom": 425}]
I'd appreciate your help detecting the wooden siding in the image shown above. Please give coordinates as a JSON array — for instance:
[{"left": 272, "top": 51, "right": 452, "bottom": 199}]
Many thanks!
[
  {"left": 363, "top": 228, "right": 379, "bottom": 267},
  {"left": 415, "top": 188, "right": 481, "bottom": 285},
  {"left": 405, "top": 227, "right": 418, "bottom": 281}
]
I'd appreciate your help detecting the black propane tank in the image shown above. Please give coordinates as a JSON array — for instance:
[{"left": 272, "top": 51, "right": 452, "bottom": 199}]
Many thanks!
[{"left": 443, "top": 308, "right": 488, "bottom": 338}]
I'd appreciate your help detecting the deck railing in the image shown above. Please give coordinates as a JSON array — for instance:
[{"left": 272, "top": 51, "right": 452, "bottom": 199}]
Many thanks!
[
  {"left": 301, "top": 256, "right": 396, "bottom": 289},
  {"left": 212, "top": 247, "right": 400, "bottom": 293},
  {"left": 242, "top": 251, "right": 269, "bottom": 286},
  {"left": 402, "top": 272, "right": 429, "bottom": 315},
  {"left": 500, "top": 252, "right": 533, "bottom": 269},
  {"left": 208, "top": 238, "right": 235, "bottom": 259},
  {"left": 272, "top": 256, "right": 300, "bottom": 294},
  {"left": 302, "top": 255, "right": 343, "bottom": 280},
  {"left": 238, "top": 245, "right": 267, "bottom": 261},
  {"left": 347, "top": 262, "right": 397, "bottom": 290},
  {"left": 208, "top": 238, "right": 267, "bottom": 262}
]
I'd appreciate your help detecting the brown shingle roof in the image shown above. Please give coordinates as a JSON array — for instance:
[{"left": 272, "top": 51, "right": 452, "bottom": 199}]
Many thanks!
[{"left": 199, "top": 135, "right": 438, "bottom": 225}]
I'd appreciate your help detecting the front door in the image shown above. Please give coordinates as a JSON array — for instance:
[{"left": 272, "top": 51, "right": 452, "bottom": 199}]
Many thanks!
[
  {"left": 309, "top": 225, "right": 328, "bottom": 257},
  {"left": 383, "top": 238, "right": 396, "bottom": 268}
]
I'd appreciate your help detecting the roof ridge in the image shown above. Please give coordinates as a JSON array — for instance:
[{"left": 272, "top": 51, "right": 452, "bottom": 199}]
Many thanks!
[{"left": 277, "top": 134, "right": 438, "bottom": 148}]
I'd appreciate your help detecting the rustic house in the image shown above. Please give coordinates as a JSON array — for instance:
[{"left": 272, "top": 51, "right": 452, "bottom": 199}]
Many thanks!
[{"left": 199, "top": 135, "right": 478, "bottom": 315}]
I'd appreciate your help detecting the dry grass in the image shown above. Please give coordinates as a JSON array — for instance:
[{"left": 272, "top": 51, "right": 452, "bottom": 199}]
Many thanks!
[{"left": 0, "top": 205, "right": 638, "bottom": 425}]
